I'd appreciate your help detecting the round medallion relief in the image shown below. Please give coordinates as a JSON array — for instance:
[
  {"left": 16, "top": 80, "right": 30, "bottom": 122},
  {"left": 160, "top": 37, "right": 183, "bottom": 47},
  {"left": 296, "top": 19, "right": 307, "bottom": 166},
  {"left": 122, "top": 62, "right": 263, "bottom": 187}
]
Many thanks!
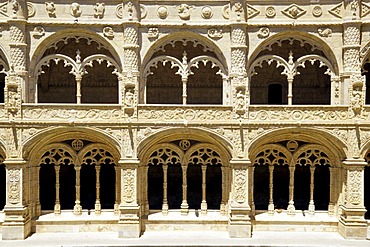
[
  {"left": 265, "top": 6, "right": 276, "bottom": 18},
  {"left": 312, "top": 6, "right": 323, "bottom": 17},
  {"left": 157, "top": 6, "right": 168, "bottom": 19},
  {"left": 201, "top": 6, "right": 213, "bottom": 19}
]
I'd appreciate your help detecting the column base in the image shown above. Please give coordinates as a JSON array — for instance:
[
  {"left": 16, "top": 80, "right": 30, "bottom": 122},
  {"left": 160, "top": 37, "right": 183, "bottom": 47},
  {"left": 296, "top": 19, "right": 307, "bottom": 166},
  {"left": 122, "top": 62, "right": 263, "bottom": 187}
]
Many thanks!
[
  {"left": 2, "top": 207, "right": 32, "bottom": 240},
  {"left": 338, "top": 205, "right": 367, "bottom": 239},
  {"left": 228, "top": 204, "right": 252, "bottom": 238},
  {"left": 118, "top": 205, "right": 141, "bottom": 238},
  {"left": 338, "top": 217, "right": 367, "bottom": 239}
]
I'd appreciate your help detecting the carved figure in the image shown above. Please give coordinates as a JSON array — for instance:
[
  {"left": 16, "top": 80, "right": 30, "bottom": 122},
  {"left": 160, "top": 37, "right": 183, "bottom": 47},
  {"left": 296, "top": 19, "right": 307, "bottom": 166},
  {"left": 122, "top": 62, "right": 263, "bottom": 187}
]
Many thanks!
[
  {"left": 177, "top": 4, "right": 192, "bottom": 20},
  {"left": 10, "top": 0, "right": 19, "bottom": 16},
  {"left": 45, "top": 2, "right": 56, "bottom": 17},
  {"left": 125, "top": 89, "right": 134, "bottom": 107},
  {"left": 318, "top": 28, "right": 332, "bottom": 37},
  {"left": 94, "top": 3, "right": 105, "bottom": 19},
  {"left": 70, "top": 2, "right": 82, "bottom": 18}
]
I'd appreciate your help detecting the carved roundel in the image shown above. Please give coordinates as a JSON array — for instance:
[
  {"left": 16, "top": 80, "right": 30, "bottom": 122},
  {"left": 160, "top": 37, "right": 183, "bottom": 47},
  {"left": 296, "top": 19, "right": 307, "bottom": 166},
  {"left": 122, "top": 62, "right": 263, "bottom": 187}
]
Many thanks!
[
  {"left": 265, "top": 6, "right": 276, "bottom": 18},
  {"left": 286, "top": 140, "right": 298, "bottom": 152},
  {"left": 202, "top": 6, "right": 213, "bottom": 19},
  {"left": 72, "top": 139, "right": 84, "bottom": 151},
  {"left": 179, "top": 139, "right": 191, "bottom": 150},
  {"left": 312, "top": 5, "right": 323, "bottom": 17},
  {"left": 157, "top": 6, "right": 168, "bottom": 19}
]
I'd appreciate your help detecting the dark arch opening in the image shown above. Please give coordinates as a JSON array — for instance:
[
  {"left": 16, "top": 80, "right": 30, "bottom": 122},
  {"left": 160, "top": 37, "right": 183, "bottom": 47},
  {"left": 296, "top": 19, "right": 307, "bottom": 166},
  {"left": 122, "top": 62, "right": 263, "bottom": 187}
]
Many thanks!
[
  {"left": 148, "top": 164, "right": 163, "bottom": 210},
  {"left": 39, "top": 163, "right": 56, "bottom": 210}
]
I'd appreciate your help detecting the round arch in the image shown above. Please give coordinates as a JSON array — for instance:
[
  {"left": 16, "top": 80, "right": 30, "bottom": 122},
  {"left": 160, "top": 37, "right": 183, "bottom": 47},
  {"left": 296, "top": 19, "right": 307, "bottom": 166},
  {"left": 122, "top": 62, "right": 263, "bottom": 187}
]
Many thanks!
[
  {"left": 141, "top": 31, "right": 228, "bottom": 72},
  {"left": 30, "top": 29, "right": 122, "bottom": 71},
  {"left": 292, "top": 143, "right": 335, "bottom": 166},
  {"left": 138, "top": 127, "right": 233, "bottom": 162},
  {"left": 248, "top": 127, "right": 346, "bottom": 165},
  {"left": 248, "top": 31, "right": 339, "bottom": 75},
  {"left": 29, "top": 142, "right": 78, "bottom": 166},
  {"left": 23, "top": 127, "right": 121, "bottom": 161}
]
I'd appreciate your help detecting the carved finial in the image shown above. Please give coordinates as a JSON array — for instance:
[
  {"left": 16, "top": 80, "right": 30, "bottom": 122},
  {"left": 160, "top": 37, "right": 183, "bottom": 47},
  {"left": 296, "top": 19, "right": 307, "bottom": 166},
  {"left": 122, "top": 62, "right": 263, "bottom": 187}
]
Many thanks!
[
  {"left": 76, "top": 49, "right": 81, "bottom": 63},
  {"left": 182, "top": 51, "right": 188, "bottom": 65},
  {"left": 288, "top": 51, "right": 294, "bottom": 65}
]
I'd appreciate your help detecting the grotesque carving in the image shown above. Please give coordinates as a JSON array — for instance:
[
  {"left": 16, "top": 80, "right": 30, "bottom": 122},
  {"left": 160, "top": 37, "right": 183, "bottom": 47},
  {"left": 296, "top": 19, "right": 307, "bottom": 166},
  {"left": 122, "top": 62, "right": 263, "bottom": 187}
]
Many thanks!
[
  {"left": 318, "top": 27, "right": 332, "bottom": 37},
  {"left": 147, "top": 27, "right": 159, "bottom": 41},
  {"left": 103, "top": 26, "right": 114, "bottom": 39},
  {"left": 94, "top": 3, "right": 105, "bottom": 19},
  {"left": 201, "top": 6, "right": 213, "bottom": 19},
  {"left": 177, "top": 4, "right": 192, "bottom": 20},
  {"left": 70, "top": 2, "right": 82, "bottom": 18},
  {"left": 208, "top": 28, "right": 223, "bottom": 40},
  {"left": 257, "top": 27, "right": 270, "bottom": 39},
  {"left": 45, "top": 2, "right": 56, "bottom": 17}
]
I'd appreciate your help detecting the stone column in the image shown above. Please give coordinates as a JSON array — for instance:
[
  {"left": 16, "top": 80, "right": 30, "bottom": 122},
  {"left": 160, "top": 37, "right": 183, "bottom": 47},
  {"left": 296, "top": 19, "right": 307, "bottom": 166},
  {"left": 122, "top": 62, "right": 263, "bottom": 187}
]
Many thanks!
[
  {"left": 122, "top": 0, "right": 140, "bottom": 117},
  {"left": 54, "top": 165, "right": 61, "bottom": 215},
  {"left": 95, "top": 164, "right": 101, "bottom": 215},
  {"left": 308, "top": 165, "right": 316, "bottom": 215},
  {"left": 228, "top": 159, "right": 251, "bottom": 238},
  {"left": 268, "top": 165, "right": 274, "bottom": 215},
  {"left": 162, "top": 164, "right": 168, "bottom": 215},
  {"left": 73, "top": 165, "right": 82, "bottom": 215},
  {"left": 342, "top": 1, "right": 362, "bottom": 108},
  {"left": 114, "top": 165, "right": 120, "bottom": 215},
  {"left": 230, "top": 0, "right": 247, "bottom": 118},
  {"left": 2, "top": 158, "right": 31, "bottom": 240},
  {"left": 328, "top": 167, "right": 336, "bottom": 215},
  {"left": 200, "top": 164, "right": 207, "bottom": 215},
  {"left": 287, "top": 166, "right": 295, "bottom": 215},
  {"left": 338, "top": 159, "right": 367, "bottom": 239},
  {"left": 180, "top": 164, "right": 188, "bottom": 215},
  {"left": 118, "top": 158, "right": 141, "bottom": 238}
]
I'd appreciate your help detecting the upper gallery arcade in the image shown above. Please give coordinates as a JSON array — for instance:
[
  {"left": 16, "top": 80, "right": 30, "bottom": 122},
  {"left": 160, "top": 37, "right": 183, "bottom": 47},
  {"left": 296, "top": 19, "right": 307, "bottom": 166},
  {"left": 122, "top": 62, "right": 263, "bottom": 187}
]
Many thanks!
[{"left": 0, "top": 0, "right": 368, "bottom": 242}]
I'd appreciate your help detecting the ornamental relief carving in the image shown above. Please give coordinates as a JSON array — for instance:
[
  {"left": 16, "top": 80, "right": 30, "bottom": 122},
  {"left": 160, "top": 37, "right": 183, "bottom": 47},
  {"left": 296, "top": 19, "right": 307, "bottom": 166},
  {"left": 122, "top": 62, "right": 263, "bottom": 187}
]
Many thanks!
[
  {"left": 138, "top": 108, "right": 233, "bottom": 121},
  {"left": 348, "top": 169, "right": 362, "bottom": 205},
  {"left": 8, "top": 169, "right": 20, "bottom": 204},
  {"left": 344, "top": 26, "right": 360, "bottom": 46},
  {"left": 248, "top": 108, "right": 350, "bottom": 121},
  {"left": 282, "top": 4, "right": 306, "bottom": 19},
  {"left": 122, "top": 169, "right": 135, "bottom": 203},
  {"left": 23, "top": 108, "right": 124, "bottom": 120},
  {"left": 234, "top": 169, "right": 247, "bottom": 203}
]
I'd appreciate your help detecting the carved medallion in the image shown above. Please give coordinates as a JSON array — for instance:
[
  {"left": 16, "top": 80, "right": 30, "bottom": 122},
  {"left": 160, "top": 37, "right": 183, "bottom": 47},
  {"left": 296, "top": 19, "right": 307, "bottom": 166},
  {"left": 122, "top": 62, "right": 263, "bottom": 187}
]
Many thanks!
[
  {"left": 140, "top": 4, "right": 147, "bottom": 19},
  {"left": 157, "top": 6, "right": 168, "bottom": 19},
  {"left": 147, "top": 27, "right": 159, "bottom": 41},
  {"left": 222, "top": 4, "right": 230, "bottom": 19},
  {"left": 27, "top": 2, "right": 36, "bottom": 17},
  {"left": 103, "top": 27, "right": 114, "bottom": 39},
  {"left": 312, "top": 5, "right": 322, "bottom": 17},
  {"left": 265, "top": 6, "right": 276, "bottom": 18},
  {"left": 116, "top": 3, "right": 123, "bottom": 18},
  {"left": 201, "top": 6, "right": 213, "bottom": 19}
]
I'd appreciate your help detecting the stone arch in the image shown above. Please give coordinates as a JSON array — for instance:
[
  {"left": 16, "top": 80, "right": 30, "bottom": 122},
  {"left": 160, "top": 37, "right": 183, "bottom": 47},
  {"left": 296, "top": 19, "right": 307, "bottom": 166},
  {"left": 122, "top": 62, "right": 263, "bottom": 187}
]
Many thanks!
[
  {"left": 29, "top": 29, "right": 122, "bottom": 104},
  {"left": 292, "top": 144, "right": 334, "bottom": 166},
  {"left": 248, "top": 127, "right": 346, "bottom": 165},
  {"left": 30, "top": 29, "right": 122, "bottom": 70},
  {"left": 140, "top": 32, "right": 229, "bottom": 105},
  {"left": 23, "top": 126, "right": 121, "bottom": 160},
  {"left": 142, "top": 31, "right": 228, "bottom": 71},
  {"left": 250, "top": 143, "right": 292, "bottom": 165},
  {"left": 248, "top": 32, "right": 339, "bottom": 105},
  {"left": 27, "top": 127, "right": 121, "bottom": 216},
  {"left": 248, "top": 31, "right": 339, "bottom": 73},
  {"left": 138, "top": 127, "right": 232, "bottom": 162},
  {"left": 144, "top": 143, "right": 183, "bottom": 165}
]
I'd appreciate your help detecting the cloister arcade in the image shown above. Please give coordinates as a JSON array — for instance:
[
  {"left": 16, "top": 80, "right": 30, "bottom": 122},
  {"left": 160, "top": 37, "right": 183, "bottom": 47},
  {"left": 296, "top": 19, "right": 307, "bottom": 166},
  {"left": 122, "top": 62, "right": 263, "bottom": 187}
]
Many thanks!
[{"left": 0, "top": 0, "right": 370, "bottom": 241}]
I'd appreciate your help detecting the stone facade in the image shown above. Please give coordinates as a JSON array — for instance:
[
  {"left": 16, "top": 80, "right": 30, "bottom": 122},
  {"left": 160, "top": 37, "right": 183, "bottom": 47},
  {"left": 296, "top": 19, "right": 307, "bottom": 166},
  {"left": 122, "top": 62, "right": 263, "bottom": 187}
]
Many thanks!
[{"left": 0, "top": 0, "right": 368, "bottom": 241}]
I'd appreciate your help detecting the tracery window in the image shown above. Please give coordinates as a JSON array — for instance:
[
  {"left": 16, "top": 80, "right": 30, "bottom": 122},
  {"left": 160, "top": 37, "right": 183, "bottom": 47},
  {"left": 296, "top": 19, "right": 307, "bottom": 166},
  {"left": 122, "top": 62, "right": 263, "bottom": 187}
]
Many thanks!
[
  {"left": 39, "top": 141, "right": 118, "bottom": 215},
  {"left": 252, "top": 142, "right": 332, "bottom": 215},
  {"left": 146, "top": 142, "right": 225, "bottom": 216},
  {"left": 35, "top": 36, "right": 121, "bottom": 104},
  {"left": 143, "top": 39, "right": 228, "bottom": 105},
  {"left": 249, "top": 38, "right": 336, "bottom": 105}
]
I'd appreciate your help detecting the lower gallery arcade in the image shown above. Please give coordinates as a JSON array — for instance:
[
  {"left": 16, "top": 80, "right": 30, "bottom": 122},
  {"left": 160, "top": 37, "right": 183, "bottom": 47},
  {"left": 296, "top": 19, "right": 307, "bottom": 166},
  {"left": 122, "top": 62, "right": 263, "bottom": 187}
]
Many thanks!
[{"left": 0, "top": 127, "right": 369, "bottom": 240}]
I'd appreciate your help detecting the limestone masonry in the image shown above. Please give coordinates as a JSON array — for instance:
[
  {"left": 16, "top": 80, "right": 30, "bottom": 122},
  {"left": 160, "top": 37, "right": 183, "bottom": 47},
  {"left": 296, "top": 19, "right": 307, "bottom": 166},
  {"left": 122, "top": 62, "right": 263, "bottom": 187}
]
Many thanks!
[{"left": 0, "top": 0, "right": 369, "bottom": 242}]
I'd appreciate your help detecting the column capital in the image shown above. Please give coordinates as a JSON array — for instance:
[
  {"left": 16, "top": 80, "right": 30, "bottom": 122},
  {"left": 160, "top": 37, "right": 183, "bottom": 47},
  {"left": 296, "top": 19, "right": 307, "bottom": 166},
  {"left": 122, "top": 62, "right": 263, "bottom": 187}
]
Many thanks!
[
  {"left": 342, "top": 158, "right": 367, "bottom": 169},
  {"left": 230, "top": 159, "right": 251, "bottom": 168}
]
